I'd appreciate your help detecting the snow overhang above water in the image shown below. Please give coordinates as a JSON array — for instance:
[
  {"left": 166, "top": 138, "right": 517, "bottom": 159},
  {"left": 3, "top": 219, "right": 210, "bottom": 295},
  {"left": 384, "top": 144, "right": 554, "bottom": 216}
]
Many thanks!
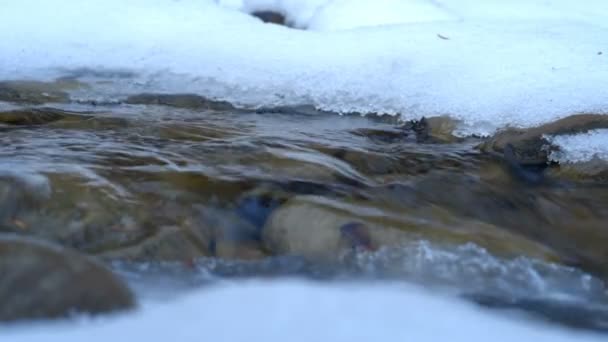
[
  {"left": 547, "top": 129, "right": 608, "bottom": 164},
  {"left": 0, "top": 0, "right": 607, "bottom": 135}
]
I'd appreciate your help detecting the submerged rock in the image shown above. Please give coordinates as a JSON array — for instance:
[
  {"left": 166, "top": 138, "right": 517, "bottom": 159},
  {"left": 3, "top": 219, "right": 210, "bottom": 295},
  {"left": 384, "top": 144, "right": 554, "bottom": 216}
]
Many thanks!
[
  {"left": 0, "top": 173, "right": 148, "bottom": 255},
  {"left": 404, "top": 168, "right": 608, "bottom": 278},
  {"left": 262, "top": 195, "right": 560, "bottom": 262},
  {"left": 0, "top": 108, "right": 69, "bottom": 126},
  {"left": 350, "top": 127, "right": 411, "bottom": 144},
  {"left": 349, "top": 115, "right": 462, "bottom": 145},
  {"left": 405, "top": 116, "right": 462, "bottom": 143},
  {"left": 1, "top": 172, "right": 267, "bottom": 263},
  {"left": 469, "top": 294, "right": 608, "bottom": 333},
  {"left": 0, "top": 236, "right": 134, "bottom": 322},
  {"left": 0, "top": 181, "right": 30, "bottom": 225},
  {"left": 262, "top": 197, "right": 376, "bottom": 259},
  {"left": 255, "top": 105, "right": 337, "bottom": 116},
  {"left": 0, "top": 80, "right": 82, "bottom": 104},
  {"left": 0, "top": 176, "right": 50, "bottom": 231},
  {"left": 213, "top": 240, "right": 267, "bottom": 260},
  {"left": 97, "top": 225, "right": 211, "bottom": 262},
  {"left": 502, "top": 144, "right": 547, "bottom": 185},
  {"left": 124, "top": 93, "right": 235, "bottom": 110},
  {"left": 235, "top": 185, "right": 290, "bottom": 229},
  {"left": 548, "top": 158, "right": 608, "bottom": 182},
  {"left": 0, "top": 107, "right": 131, "bottom": 130}
]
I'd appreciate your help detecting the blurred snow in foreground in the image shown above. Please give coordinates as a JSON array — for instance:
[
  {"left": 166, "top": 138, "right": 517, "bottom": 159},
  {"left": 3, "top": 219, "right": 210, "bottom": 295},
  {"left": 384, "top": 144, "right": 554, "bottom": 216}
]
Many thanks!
[{"left": 3, "top": 280, "right": 605, "bottom": 342}]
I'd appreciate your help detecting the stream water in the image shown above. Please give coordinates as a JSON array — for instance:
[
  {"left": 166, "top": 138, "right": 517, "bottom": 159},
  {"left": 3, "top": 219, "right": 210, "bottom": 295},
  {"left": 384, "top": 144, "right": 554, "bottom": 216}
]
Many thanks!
[{"left": 2, "top": 90, "right": 608, "bottom": 333}]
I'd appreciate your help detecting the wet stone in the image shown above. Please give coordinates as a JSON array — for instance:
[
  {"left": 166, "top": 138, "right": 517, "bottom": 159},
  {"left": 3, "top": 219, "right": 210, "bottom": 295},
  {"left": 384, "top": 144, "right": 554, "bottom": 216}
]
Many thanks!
[
  {"left": 502, "top": 144, "right": 549, "bottom": 185},
  {"left": 0, "top": 108, "right": 82, "bottom": 126},
  {"left": 251, "top": 11, "right": 287, "bottom": 25},
  {"left": 255, "top": 105, "right": 337, "bottom": 116},
  {"left": 0, "top": 80, "right": 81, "bottom": 104},
  {"left": 479, "top": 114, "right": 608, "bottom": 166},
  {"left": 0, "top": 181, "right": 26, "bottom": 226},
  {"left": 548, "top": 158, "right": 608, "bottom": 182},
  {"left": 340, "top": 222, "right": 376, "bottom": 252},
  {"left": 0, "top": 107, "right": 132, "bottom": 130},
  {"left": 0, "top": 235, "right": 134, "bottom": 322},
  {"left": 97, "top": 225, "right": 211, "bottom": 262},
  {"left": 468, "top": 294, "right": 608, "bottom": 333},
  {"left": 0, "top": 177, "right": 50, "bottom": 229},
  {"left": 406, "top": 169, "right": 608, "bottom": 278},
  {"left": 124, "top": 93, "right": 236, "bottom": 110},
  {"left": 404, "top": 116, "right": 462, "bottom": 143},
  {"left": 350, "top": 127, "right": 412, "bottom": 144},
  {"left": 213, "top": 240, "right": 267, "bottom": 260},
  {"left": 1, "top": 175, "right": 136, "bottom": 250},
  {"left": 262, "top": 195, "right": 559, "bottom": 262},
  {"left": 236, "top": 193, "right": 286, "bottom": 231}
]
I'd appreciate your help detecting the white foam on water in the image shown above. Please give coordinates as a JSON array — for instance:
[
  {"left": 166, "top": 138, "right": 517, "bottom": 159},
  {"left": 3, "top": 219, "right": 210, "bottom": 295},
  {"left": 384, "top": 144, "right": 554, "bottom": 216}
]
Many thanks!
[
  {"left": 2, "top": 280, "right": 605, "bottom": 342},
  {"left": 0, "top": 0, "right": 607, "bottom": 136},
  {"left": 348, "top": 241, "right": 607, "bottom": 302},
  {"left": 3, "top": 239, "right": 608, "bottom": 339},
  {"left": 547, "top": 129, "right": 608, "bottom": 163}
]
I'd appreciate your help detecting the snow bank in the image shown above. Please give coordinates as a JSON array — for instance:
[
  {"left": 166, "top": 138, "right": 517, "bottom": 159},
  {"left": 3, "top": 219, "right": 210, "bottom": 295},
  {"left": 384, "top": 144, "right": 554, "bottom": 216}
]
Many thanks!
[
  {"left": 0, "top": 0, "right": 607, "bottom": 136},
  {"left": 221, "top": 0, "right": 608, "bottom": 31},
  {"left": 223, "top": 0, "right": 456, "bottom": 30},
  {"left": 2, "top": 280, "right": 605, "bottom": 342}
]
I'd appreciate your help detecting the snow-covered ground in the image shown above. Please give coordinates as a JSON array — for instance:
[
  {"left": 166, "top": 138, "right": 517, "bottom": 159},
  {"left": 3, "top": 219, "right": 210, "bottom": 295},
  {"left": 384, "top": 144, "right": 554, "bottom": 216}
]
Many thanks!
[
  {"left": 0, "top": 0, "right": 606, "bottom": 136},
  {"left": 2, "top": 280, "right": 606, "bottom": 342}
]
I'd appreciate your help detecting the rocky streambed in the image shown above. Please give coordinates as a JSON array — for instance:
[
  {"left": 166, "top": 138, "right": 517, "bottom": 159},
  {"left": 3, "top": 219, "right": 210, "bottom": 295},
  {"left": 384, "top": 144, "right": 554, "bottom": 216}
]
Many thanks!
[{"left": 1, "top": 80, "right": 608, "bottom": 331}]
